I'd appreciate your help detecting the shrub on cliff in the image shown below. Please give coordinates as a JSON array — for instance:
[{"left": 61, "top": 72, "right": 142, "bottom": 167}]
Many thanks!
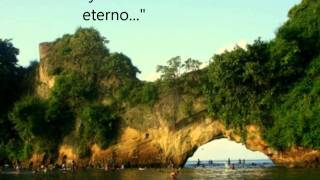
[
  {"left": 266, "top": 57, "right": 320, "bottom": 149},
  {"left": 79, "top": 104, "right": 119, "bottom": 149},
  {"left": 46, "top": 28, "right": 142, "bottom": 105},
  {"left": 135, "top": 82, "right": 158, "bottom": 105},
  {"left": 50, "top": 72, "right": 97, "bottom": 107},
  {"left": 9, "top": 94, "right": 75, "bottom": 157},
  {"left": 9, "top": 96, "right": 48, "bottom": 153},
  {"left": 207, "top": 39, "right": 272, "bottom": 128},
  {"left": 36, "top": 70, "right": 120, "bottom": 156},
  {"left": 47, "top": 27, "right": 109, "bottom": 77}
]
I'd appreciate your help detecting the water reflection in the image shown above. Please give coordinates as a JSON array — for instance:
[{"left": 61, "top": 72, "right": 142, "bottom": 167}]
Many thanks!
[{"left": 1, "top": 168, "right": 320, "bottom": 180}]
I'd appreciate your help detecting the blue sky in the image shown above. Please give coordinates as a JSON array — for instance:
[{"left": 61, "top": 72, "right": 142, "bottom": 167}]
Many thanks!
[
  {"left": 1, "top": 0, "right": 300, "bottom": 80},
  {"left": 1, "top": 0, "right": 301, "bottom": 159}
]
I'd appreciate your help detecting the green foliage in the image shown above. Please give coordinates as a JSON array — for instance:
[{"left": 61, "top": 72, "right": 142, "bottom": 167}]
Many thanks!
[
  {"left": 266, "top": 57, "right": 320, "bottom": 149},
  {"left": 207, "top": 39, "right": 272, "bottom": 128},
  {"left": 157, "top": 56, "right": 183, "bottom": 83},
  {"left": 101, "top": 53, "right": 141, "bottom": 80},
  {"left": 79, "top": 104, "right": 119, "bottom": 149},
  {"left": 51, "top": 72, "right": 97, "bottom": 107},
  {"left": 156, "top": 57, "right": 203, "bottom": 124},
  {"left": 46, "top": 95, "right": 75, "bottom": 141},
  {"left": 9, "top": 96, "right": 47, "bottom": 143},
  {"left": 3, "top": 139, "right": 23, "bottom": 161},
  {"left": 205, "top": 0, "right": 320, "bottom": 149},
  {"left": 184, "top": 58, "right": 202, "bottom": 72},
  {"left": 125, "top": 82, "right": 159, "bottom": 106},
  {"left": 47, "top": 28, "right": 141, "bottom": 104},
  {"left": 277, "top": 0, "right": 320, "bottom": 60},
  {"left": 0, "top": 28, "right": 146, "bottom": 161},
  {"left": 99, "top": 53, "right": 141, "bottom": 101},
  {"left": 22, "top": 60, "right": 39, "bottom": 94},
  {"left": 0, "top": 135, "right": 32, "bottom": 162},
  {"left": 0, "top": 39, "right": 22, "bottom": 117},
  {"left": 47, "top": 27, "right": 109, "bottom": 77},
  {"left": 157, "top": 56, "right": 204, "bottom": 95},
  {"left": 9, "top": 95, "right": 74, "bottom": 155},
  {"left": 0, "top": 39, "right": 34, "bottom": 162},
  {"left": 183, "top": 99, "right": 194, "bottom": 117},
  {"left": 1, "top": 0, "right": 320, "bottom": 161}
]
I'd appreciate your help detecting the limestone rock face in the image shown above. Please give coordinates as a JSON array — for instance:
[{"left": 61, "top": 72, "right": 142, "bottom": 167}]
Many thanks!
[
  {"left": 56, "top": 115, "right": 320, "bottom": 168},
  {"left": 36, "top": 43, "right": 55, "bottom": 99},
  {"left": 84, "top": 120, "right": 320, "bottom": 168}
]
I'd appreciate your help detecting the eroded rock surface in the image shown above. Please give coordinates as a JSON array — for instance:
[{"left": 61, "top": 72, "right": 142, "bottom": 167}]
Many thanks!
[{"left": 31, "top": 43, "right": 320, "bottom": 168}]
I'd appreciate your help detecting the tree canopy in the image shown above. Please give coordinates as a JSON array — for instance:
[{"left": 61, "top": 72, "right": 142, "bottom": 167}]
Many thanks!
[{"left": 205, "top": 0, "right": 320, "bottom": 148}]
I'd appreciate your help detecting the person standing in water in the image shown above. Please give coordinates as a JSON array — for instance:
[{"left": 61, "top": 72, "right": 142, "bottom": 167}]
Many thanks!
[
  {"left": 227, "top": 158, "right": 231, "bottom": 166},
  {"left": 197, "top": 159, "right": 201, "bottom": 167}
]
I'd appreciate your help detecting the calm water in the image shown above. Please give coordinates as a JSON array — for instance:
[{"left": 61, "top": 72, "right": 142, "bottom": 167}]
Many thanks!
[
  {"left": 1, "top": 160, "right": 320, "bottom": 180},
  {"left": 1, "top": 168, "right": 320, "bottom": 180}
]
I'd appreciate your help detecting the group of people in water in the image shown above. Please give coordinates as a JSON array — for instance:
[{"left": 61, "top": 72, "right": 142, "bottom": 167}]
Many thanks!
[
  {"left": 226, "top": 158, "right": 246, "bottom": 170},
  {"left": 194, "top": 158, "right": 246, "bottom": 170},
  {"left": 1, "top": 157, "right": 257, "bottom": 180},
  {"left": 0, "top": 161, "right": 183, "bottom": 179},
  {"left": 0, "top": 160, "right": 78, "bottom": 174}
]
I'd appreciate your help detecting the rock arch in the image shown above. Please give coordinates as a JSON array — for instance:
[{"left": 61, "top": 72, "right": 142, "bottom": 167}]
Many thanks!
[
  {"left": 86, "top": 116, "right": 320, "bottom": 168},
  {"left": 35, "top": 42, "right": 320, "bottom": 168}
]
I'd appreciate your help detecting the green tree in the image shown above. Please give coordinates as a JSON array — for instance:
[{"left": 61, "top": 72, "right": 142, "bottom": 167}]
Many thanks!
[
  {"left": 50, "top": 72, "right": 97, "bottom": 108},
  {"left": 127, "top": 82, "right": 159, "bottom": 106},
  {"left": 47, "top": 27, "right": 110, "bottom": 78},
  {"left": 9, "top": 96, "right": 47, "bottom": 153},
  {"left": 79, "top": 104, "right": 119, "bottom": 151},
  {"left": 0, "top": 39, "right": 24, "bottom": 161},
  {"left": 157, "top": 56, "right": 183, "bottom": 83},
  {"left": 207, "top": 39, "right": 273, "bottom": 128},
  {"left": 0, "top": 39, "right": 21, "bottom": 113},
  {"left": 157, "top": 57, "right": 204, "bottom": 124},
  {"left": 100, "top": 53, "right": 141, "bottom": 96},
  {"left": 157, "top": 56, "right": 184, "bottom": 124},
  {"left": 184, "top": 58, "right": 202, "bottom": 72},
  {"left": 102, "top": 53, "right": 140, "bottom": 79}
]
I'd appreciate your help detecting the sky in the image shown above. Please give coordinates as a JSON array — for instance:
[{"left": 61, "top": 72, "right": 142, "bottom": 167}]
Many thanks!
[
  {"left": 1, "top": 0, "right": 301, "bottom": 81},
  {"left": 1, "top": 0, "right": 301, "bottom": 159},
  {"left": 188, "top": 138, "right": 268, "bottom": 161}
]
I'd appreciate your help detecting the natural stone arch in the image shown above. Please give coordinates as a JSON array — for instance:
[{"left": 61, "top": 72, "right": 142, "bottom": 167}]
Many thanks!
[
  {"left": 170, "top": 117, "right": 320, "bottom": 168},
  {"left": 34, "top": 42, "right": 320, "bottom": 169},
  {"left": 85, "top": 117, "right": 320, "bottom": 168}
]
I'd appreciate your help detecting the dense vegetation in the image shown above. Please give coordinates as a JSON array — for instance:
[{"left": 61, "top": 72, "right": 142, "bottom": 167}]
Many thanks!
[
  {"left": 0, "top": 0, "right": 319, "bottom": 164},
  {"left": 0, "top": 39, "right": 39, "bottom": 162},
  {"left": 0, "top": 28, "right": 158, "bottom": 163},
  {"left": 206, "top": 0, "right": 320, "bottom": 149}
]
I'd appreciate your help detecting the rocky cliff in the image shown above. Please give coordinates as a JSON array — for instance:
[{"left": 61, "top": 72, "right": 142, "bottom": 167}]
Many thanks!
[
  {"left": 57, "top": 118, "right": 320, "bottom": 168},
  {"left": 31, "top": 42, "right": 320, "bottom": 169},
  {"left": 36, "top": 42, "right": 56, "bottom": 99}
]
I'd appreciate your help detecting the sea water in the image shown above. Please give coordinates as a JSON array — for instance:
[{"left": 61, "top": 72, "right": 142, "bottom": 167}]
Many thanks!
[{"left": 1, "top": 160, "right": 320, "bottom": 180}]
